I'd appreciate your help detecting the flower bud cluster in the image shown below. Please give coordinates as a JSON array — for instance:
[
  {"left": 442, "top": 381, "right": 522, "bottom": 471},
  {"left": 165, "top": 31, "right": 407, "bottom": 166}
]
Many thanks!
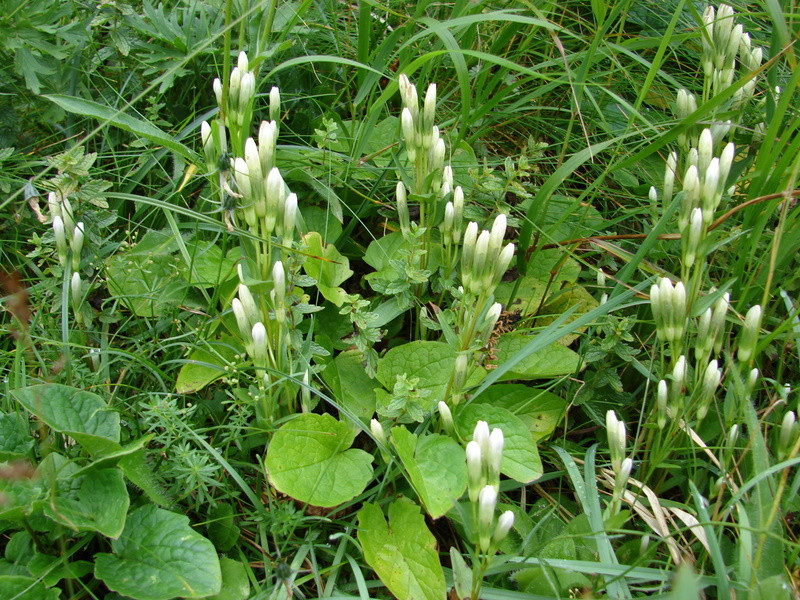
[
  {"left": 605, "top": 411, "right": 633, "bottom": 516},
  {"left": 695, "top": 292, "right": 729, "bottom": 365},
  {"left": 461, "top": 214, "right": 515, "bottom": 297},
  {"left": 701, "top": 5, "right": 761, "bottom": 102},
  {"left": 441, "top": 186, "right": 465, "bottom": 246},
  {"left": 232, "top": 139, "right": 297, "bottom": 241},
  {"left": 49, "top": 192, "right": 85, "bottom": 271},
  {"left": 214, "top": 52, "right": 256, "bottom": 129},
  {"left": 650, "top": 277, "right": 687, "bottom": 353},
  {"left": 399, "top": 74, "right": 444, "bottom": 167},
  {"left": 465, "top": 421, "right": 514, "bottom": 552}
]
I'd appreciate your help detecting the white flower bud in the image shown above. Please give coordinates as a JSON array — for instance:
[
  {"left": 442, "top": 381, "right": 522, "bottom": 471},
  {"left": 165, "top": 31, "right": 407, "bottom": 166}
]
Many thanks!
[
  {"left": 396, "top": 182, "right": 410, "bottom": 237},
  {"left": 238, "top": 71, "right": 255, "bottom": 113},
  {"left": 487, "top": 428, "right": 504, "bottom": 490},
  {"left": 431, "top": 137, "right": 446, "bottom": 173},
  {"left": 53, "top": 215, "right": 67, "bottom": 265},
  {"left": 238, "top": 283, "right": 260, "bottom": 327},
  {"left": 233, "top": 157, "right": 252, "bottom": 200},
  {"left": 441, "top": 165, "right": 454, "bottom": 198},
  {"left": 492, "top": 510, "right": 515, "bottom": 544},
  {"left": 265, "top": 167, "right": 285, "bottom": 232},
  {"left": 698, "top": 129, "right": 714, "bottom": 174},
  {"left": 271, "top": 261, "right": 285, "bottom": 307},
  {"left": 664, "top": 151, "right": 678, "bottom": 205},
  {"left": 492, "top": 243, "right": 515, "bottom": 287},
  {"left": 685, "top": 207, "right": 704, "bottom": 267},
  {"left": 738, "top": 305, "right": 762, "bottom": 363},
  {"left": 779, "top": 412, "right": 797, "bottom": 458},
  {"left": 401, "top": 107, "right": 415, "bottom": 149},
  {"left": 657, "top": 379, "right": 668, "bottom": 429},
  {"left": 461, "top": 221, "right": 479, "bottom": 281},
  {"left": 258, "top": 120, "right": 278, "bottom": 175},
  {"left": 438, "top": 401, "right": 454, "bottom": 434},
  {"left": 443, "top": 202, "right": 454, "bottom": 238},
  {"left": 251, "top": 322, "right": 267, "bottom": 368},
  {"left": 232, "top": 298, "right": 251, "bottom": 341},
  {"left": 370, "top": 418, "right": 386, "bottom": 445},
  {"left": 473, "top": 420, "right": 491, "bottom": 457},
  {"left": 478, "top": 485, "right": 497, "bottom": 552},
  {"left": 270, "top": 87, "right": 281, "bottom": 124},
  {"left": 719, "top": 143, "right": 735, "bottom": 192},
  {"left": 71, "top": 222, "right": 85, "bottom": 270},
  {"left": 488, "top": 214, "right": 507, "bottom": 257},
  {"left": 283, "top": 193, "right": 298, "bottom": 241},
  {"left": 70, "top": 271, "right": 82, "bottom": 301},
  {"left": 466, "top": 441, "right": 483, "bottom": 502},
  {"left": 423, "top": 83, "right": 437, "bottom": 132},
  {"left": 213, "top": 78, "right": 223, "bottom": 107},
  {"left": 471, "top": 230, "right": 490, "bottom": 294},
  {"left": 702, "top": 158, "right": 720, "bottom": 221},
  {"left": 680, "top": 165, "right": 700, "bottom": 232}
]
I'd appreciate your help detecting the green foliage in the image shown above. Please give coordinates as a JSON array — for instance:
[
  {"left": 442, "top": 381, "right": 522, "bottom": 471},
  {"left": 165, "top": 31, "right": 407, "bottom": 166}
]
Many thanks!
[{"left": 1, "top": 0, "right": 798, "bottom": 599}]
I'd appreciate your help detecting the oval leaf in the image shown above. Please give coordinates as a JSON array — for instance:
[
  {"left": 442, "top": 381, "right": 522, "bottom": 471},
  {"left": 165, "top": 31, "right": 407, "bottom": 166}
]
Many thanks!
[
  {"left": 457, "top": 404, "right": 542, "bottom": 484},
  {"left": 11, "top": 384, "right": 119, "bottom": 455},
  {"left": 357, "top": 498, "right": 446, "bottom": 600},
  {"left": 391, "top": 427, "right": 466, "bottom": 518},
  {"left": 265, "top": 413, "right": 373, "bottom": 507},
  {"left": 94, "top": 505, "right": 221, "bottom": 600}
]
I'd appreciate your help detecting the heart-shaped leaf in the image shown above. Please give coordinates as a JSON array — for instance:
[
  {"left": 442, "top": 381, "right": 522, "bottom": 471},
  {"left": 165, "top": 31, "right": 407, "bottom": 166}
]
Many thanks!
[
  {"left": 357, "top": 498, "right": 445, "bottom": 600},
  {"left": 265, "top": 413, "right": 373, "bottom": 507}
]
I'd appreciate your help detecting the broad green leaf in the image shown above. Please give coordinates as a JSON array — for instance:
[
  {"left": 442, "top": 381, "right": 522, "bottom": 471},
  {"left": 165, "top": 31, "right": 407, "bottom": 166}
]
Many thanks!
[
  {"left": 377, "top": 341, "right": 483, "bottom": 404},
  {"left": 492, "top": 334, "right": 582, "bottom": 380},
  {"left": 43, "top": 95, "right": 196, "bottom": 160},
  {"left": 472, "top": 384, "right": 567, "bottom": 441},
  {"left": 302, "top": 205, "right": 343, "bottom": 243},
  {"left": 0, "top": 576, "right": 60, "bottom": 600},
  {"left": 207, "top": 503, "right": 239, "bottom": 553},
  {"left": 537, "top": 284, "right": 600, "bottom": 345},
  {"left": 391, "top": 427, "right": 467, "bottom": 518},
  {"left": 302, "top": 231, "right": 353, "bottom": 306},
  {"left": 27, "top": 554, "right": 93, "bottom": 587},
  {"left": 322, "top": 350, "right": 377, "bottom": 420},
  {"left": 0, "top": 412, "right": 34, "bottom": 460},
  {"left": 357, "top": 498, "right": 446, "bottom": 600},
  {"left": 176, "top": 337, "right": 241, "bottom": 394},
  {"left": 364, "top": 232, "right": 409, "bottom": 271},
  {"left": 106, "top": 230, "right": 193, "bottom": 317},
  {"left": 94, "top": 505, "right": 221, "bottom": 600},
  {"left": 0, "top": 478, "right": 44, "bottom": 521},
  {"left": 44, "top": 468, "right": 129, "bottom": 539},
  {"left": 205, "top": 558, "right": 250, "bottom": 600},
  {"left": 183, "top": 242, "right": 239, "bottom": 286},
  {"left": 265, "top": 413, "right": 373, "bottom": 507},
  {"left": 11, "top": 384, "right": 119, "bottom": 455},
  {"left": 457, "top": 404, "right": 542, "bottom": 483}
]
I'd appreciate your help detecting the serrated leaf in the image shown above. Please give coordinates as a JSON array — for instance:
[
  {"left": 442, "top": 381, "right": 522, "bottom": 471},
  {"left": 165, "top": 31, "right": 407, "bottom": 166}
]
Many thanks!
[
  {"left": 391, "top": 427, "right": 466, "bottom": 518},
  {"left": 492, "top": 334, "right": 582, "bottom": 380},
  {"left": 45, "top": 468, "right": 129, "bottom": 538},
  {"left": 357, "top": 498, "right": 446, "bottom": 600},
  {"left": 94, "top": 505, "right": 221, "bottom": 600},
  {"left": 472, "top": 384, "right": 567, "bottom": 441},
  {"left": 43, "top": 95, "right": 196, "bottom": 160},
  {"left": 11, "top": 384, "right": 119, "bottom": 455},
  {"left": 457, "top": 404, "right": 542, "bottom": 484},
  {"left": 265, "top": 413, "right": 373, "bottom": 507},
  {"left": 0, "top": 412, "right": 34, "bottom": 460}
]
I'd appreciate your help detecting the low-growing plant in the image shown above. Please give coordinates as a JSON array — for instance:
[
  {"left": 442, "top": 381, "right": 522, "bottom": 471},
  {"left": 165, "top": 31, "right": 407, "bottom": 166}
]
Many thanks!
[{"left": 1, "top": 1, "right": 799, "bottom": 600}]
